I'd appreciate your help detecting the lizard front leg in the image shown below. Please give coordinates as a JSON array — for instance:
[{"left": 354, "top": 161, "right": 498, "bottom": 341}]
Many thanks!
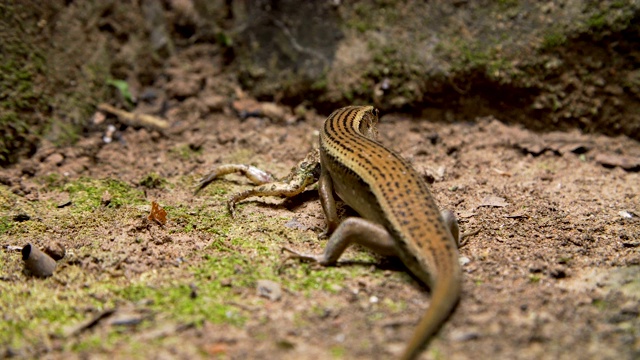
[{"left": 440, "top": 209, "right": 460, "bottom": 246}]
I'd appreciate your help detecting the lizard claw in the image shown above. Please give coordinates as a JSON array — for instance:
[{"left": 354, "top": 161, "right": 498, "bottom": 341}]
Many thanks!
[
  {"left": 281, "top": 246, "right": 323, "bottom": 263},
  {"left": 277, "top": 246, "right": 329, "bottom": 274},
  {"left": 226, "top": 200, "right": 236, "bottom": 218},
  {"left": 318, "top": 224, "right": 336, "bottom": 240},
  {"left": 278, "top": 246, "right": 326, "bottom": 274}
]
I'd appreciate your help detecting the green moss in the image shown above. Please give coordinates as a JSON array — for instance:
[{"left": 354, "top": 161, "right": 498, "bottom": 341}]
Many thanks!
[
  {"left": 0, "top": 2, "right": 119, "bottom": 165},
  {"left": 346, "top": 3, "right": 374, "bottom": 33},
  {"left": 330, "top": 345, "right": 346, "bottom": 357},
  {"left": 586, "top": 13, "right": 607, "bottom": 31},
  {"left": 458, "top": 42, "right": 492, "bottom": 69},
  {"left": 114, "top": 254, "right": 282, "bottom": 327},
  {"left": 343, "top": 90, "right": 355, "bottom": 102},
  {"left": 283, "top": 262, "right": 348, "bottom": 293},
  {"left": 48, "top": 119, "right": 81, "bottom": 148},
  {"left": 582, "top": 1, "right": 637, "bottom": 35},
  {"left": 0, "top": 279, "right": 105, "bottom": 348},
  {"left": 497, "top": 0, "right": 519, "bottom": 9},
  {"left": 41, "top": 172, "right": 62, "bottom": 186},
  {"left": 52, "top": 178, "right": 146, "bottom": 211},
  {"left": 117, "top": 282, "right": 245, "bottom": 326},
  {"left": 0, "top": 216, "right": 11, "bottom": 235},
  {"left": 0, "top": 54, "right": 46, "bottom": 163},
  {"left": 382, "top": 297, "right": 406, "bottom": 313},
  {"left": 485, "top": 58, "right": 512, "bottom": 82},
  {"left": 591, "top": 298, "right": 607, "bottom": 310},
  {"left": 542, "top": 31, "right": 567, "bottom": 50},
  {"left": 70, "top": 330, "right": 134, "bottom": 354},
  {"left": 429, "top": 347, "right": 445, "bottom": 360},
  {"left": 349, "top": 20, "right": 371, "bottom": 33},
  {"left": 0, "top": 186, "right": 20, "bottom": 234},
  {"left": 169, "top": 144, "right": 201, "bottom": 161},
  {"left": 557, "top": 256, "right": 572, "bottom": 264},
  {"left": 216, "top": 31, "right": 234, "bottom": 47},
  {"left": 71, "top": 335, "right": 106, "bottom": 353},
  {"left": 611, "top": 0, "right": 627, "bottom": 9},
  {"left": 139, "top": 172, "right": 167, "bottom": 189},
  {"left": 311, "top": 77, "right": 328, "bottom": 91}
]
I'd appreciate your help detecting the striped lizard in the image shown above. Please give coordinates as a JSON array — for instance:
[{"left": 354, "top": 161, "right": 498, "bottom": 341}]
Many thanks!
[{"left": 196, "top": 106, "right": 462, "bottom": 359}]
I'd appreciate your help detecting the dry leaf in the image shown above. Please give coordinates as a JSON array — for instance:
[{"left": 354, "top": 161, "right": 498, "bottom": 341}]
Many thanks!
[
  {"left": 492, "top": 168, "right": 512, "bottom": 177},
  {"left": 148, "top": 201, "right": 167, "bottom": 225},
  {"left": 204, "top": 343, "right": 228, "bottom": 356}
]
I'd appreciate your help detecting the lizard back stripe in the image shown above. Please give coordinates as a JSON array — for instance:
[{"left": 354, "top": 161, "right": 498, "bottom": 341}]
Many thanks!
[{"left": 320, "top": 106, "right": 458, "bottom": 282}]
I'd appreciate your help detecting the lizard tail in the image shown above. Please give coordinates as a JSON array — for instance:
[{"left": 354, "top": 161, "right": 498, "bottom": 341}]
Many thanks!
[{"left": 400, "top": 268, "right": 461, "bottom": 360}]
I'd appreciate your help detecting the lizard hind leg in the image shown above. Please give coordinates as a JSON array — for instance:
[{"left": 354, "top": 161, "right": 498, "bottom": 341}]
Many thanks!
[
  {"left": 440, "top": 210, "right": 460, "bottom": 247},
  {"left": 441, "top": 209, "right": 481, "bottom": 248},
  {"left": 282, "top": 217, "right": 398, "bottom": 267}
]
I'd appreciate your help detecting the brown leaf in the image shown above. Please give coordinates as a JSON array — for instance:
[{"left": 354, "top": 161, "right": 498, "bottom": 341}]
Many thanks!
[
  {"left": 148, "top": 201, "right": 167, "bottom": 225},
  {"left": 204, "top": 343, "right": 229, "bottom": 356}
]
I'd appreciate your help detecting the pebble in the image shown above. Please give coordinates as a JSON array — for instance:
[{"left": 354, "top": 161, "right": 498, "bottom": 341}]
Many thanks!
[
  {"left": 44, "top": 241, "right": 66, "bottom": 261},
  {"left": 459, "top": 256, "right": 471, "bottom": 266},
  {"left": 256, "top": 279, "right": 282, "bottom": 301}
]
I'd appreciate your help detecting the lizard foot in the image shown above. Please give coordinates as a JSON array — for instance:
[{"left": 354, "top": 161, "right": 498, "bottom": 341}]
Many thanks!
[
  {"left": 281, "top": 246, "right": 324, "bottom": 263},
  {"left": 226, "top": 199, "right": 237, "bottom": 218},
  {"left": 278, "top": 246, "right": 326, "bottom": 273}
]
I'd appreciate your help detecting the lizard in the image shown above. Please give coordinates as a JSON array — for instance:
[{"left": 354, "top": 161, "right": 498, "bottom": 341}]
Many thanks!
[{"left": 196, "top": 105, "right": 462, "bottom": 359}]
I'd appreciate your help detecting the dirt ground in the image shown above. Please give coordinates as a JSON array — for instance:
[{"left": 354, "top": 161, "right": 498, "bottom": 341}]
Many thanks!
[{"left": 2, "top": 41, "right": 640, "bottom": 360}]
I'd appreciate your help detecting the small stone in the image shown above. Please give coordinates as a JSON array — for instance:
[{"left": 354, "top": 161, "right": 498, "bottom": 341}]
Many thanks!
[
  {"left": 44, "top": 153, "right": 64, "bottom": 166},
  {"left": 202, "top": 95, "right": 227, "bottom": 112},
  {"left": 619, "top": 210, "right": 634, "bottom": 219},
  {"left": 101, "top": 191, "right": 112, "bottom": 206},
  {"left": 450, "top": 329, "right": 480, "bottom": 342},
  {"left": 57, "top": 192, "right": 72, "bottom": 208},
  {"left": 256, "top": 279, "right": 282, "bottom": 301},
  {"left": 44, "top": 241, "right": 66, "bottom": 261}
]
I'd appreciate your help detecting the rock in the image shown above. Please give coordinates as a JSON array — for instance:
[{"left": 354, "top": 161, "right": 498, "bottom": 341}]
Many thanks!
[
  {"left": 256, "top": 279, "right": 282, "bottom": 301},
  {"left": 44, "top": 241, "right": 66, "bottom": 261}
]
